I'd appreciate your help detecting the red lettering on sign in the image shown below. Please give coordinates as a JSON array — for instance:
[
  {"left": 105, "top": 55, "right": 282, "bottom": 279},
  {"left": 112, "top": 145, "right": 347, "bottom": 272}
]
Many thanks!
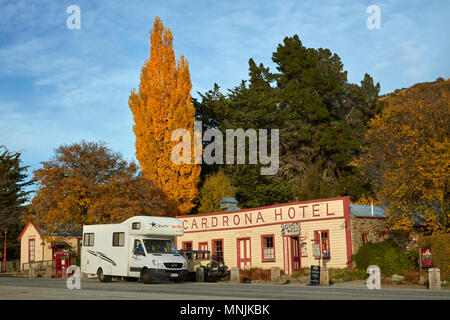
[
  {"left": 326, "top": 203, "right": 335, "bottom": 216},
  {"left": 212, "top": 217, "right": 218, "bottom": 228},
  {"left": 274, "top": 208, "right": 283, "bottom": 221},
  {"left": 191, "top": 219, "right": 198, "bottom": 229},
  {"left": 256, "top": 212, "right": 264, "bottom": 223},
  {"left": 288, "top": 207, "right": 296, "bottom": 219},
  {"left": 223, "top": 216, "right": 229, "bottom": 226},
  {"left": 298, "top": 205, "right": 307, "bottom": 218},
  {"left": 233, "top": 215, "right": 240, "bottom": 226},
  {"left": 245, "top": 213, "right": 252, "bottom": 224},
  {"left": 312, "top": 204, "right": 320, "bottom": 217},
  {"left": 201, "top": 218, "right": 207, "bottom": 228},
  {"left": 182, "top": 220, "right": 188, "bottom": 230}
]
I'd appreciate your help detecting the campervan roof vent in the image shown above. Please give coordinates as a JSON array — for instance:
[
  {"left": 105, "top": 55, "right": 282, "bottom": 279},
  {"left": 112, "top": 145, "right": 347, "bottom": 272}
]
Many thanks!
[{"left": 219, "top": 198, "right": 240, "bottom": 211}]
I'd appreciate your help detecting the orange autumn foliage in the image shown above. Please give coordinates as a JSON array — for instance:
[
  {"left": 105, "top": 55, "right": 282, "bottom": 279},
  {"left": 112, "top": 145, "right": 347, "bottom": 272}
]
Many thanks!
[
  {"left": 354, "top": 78, "right": 450, "bottom": 234},
  {"left": 129, "top": 17, "right": 200, "bottom": 216},
  {"left": 28, "top": 141, "right": 170, "bottom": 236}
]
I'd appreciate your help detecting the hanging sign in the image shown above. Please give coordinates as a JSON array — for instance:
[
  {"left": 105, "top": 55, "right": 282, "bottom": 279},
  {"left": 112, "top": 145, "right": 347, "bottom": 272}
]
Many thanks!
[
  {"left": 312, "top": 243, "right": 321, "bottom": 258},
  {"left": 281, "top": 222, "right": 300, "bottom": 236}
]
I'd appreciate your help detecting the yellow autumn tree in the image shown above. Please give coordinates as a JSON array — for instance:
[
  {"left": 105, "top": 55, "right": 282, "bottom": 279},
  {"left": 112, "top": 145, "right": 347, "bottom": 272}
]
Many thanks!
[
  {"left": 198, "top": 168, "right": 236, "bottom": 214},
  {"left": 129, "top": 17, "right": 200, "bottom": 216},
  {"left": 354, "top": 78, "right": 450, "bottom": 234}
]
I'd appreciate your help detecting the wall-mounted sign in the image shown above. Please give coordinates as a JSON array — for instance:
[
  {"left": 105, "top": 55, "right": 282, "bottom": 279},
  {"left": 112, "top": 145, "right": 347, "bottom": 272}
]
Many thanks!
[
  {"left": 420, "top": 247, "right": 433, "bottom": 268},
  {"left": 281, "top": 222, "right": 300, "bottom": 236},
  {"left": 312, "top": 243, "right": 320, "bottom": 258}
]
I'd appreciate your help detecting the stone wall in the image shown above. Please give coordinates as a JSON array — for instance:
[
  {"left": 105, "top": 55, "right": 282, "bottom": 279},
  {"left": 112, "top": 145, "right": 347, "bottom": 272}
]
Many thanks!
[{"left": 350, "top": 216, "right": 388, "bottom": 255}]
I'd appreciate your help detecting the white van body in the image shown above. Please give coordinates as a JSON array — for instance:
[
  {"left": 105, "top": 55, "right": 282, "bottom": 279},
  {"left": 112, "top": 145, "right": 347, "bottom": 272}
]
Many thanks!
[{"left": 81, "top": 216, "right": 187, "bottom": 283}]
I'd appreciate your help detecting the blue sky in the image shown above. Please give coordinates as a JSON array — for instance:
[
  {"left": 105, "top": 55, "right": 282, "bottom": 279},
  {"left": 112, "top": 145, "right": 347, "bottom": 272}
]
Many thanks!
[{"left": 1, "top": 0, "right": 449, "bottom": 188}]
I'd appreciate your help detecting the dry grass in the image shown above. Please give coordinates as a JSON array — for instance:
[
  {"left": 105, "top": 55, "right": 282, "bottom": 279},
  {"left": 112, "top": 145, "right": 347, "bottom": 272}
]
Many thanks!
[{"left": 403, "top": 269, "right": 420, "bottom": 282}]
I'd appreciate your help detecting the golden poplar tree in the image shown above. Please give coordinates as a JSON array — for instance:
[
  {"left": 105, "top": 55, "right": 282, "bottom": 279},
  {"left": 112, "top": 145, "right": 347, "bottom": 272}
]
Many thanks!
[{"left": 129, "top": 17, "right": 200, "bottom": 216}]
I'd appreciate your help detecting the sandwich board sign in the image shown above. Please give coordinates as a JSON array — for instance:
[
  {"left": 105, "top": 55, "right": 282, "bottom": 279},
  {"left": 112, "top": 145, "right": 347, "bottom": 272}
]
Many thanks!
[{"left": 309, "top": 265, "right": 320, "bottom": 285}]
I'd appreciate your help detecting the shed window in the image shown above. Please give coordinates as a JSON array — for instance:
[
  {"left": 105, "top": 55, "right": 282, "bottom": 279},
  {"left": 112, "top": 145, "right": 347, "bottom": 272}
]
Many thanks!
[
  {"left": 362, "top": 232, "right": 369, "bottom": 245},
  {"left": 112, "top": 232, "right": 125, "bottom": 247},
  {"left": 29, "top": 239, "right": 35, "bottom": 262},
  {"left": 83, "top": 233, "right": 95, "bottom": 247}
]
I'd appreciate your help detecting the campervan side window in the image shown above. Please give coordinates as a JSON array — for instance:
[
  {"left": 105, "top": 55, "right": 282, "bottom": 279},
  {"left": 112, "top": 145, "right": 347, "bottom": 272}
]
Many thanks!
[
  {"left": 132, "top": 222, "right": 141, "bottom": 230},
  {"left": 84, "top": 233, "right": 94, "bottom": 247},
  {"left": 112, "top": 232, "right": 125, "bottom": 247}
]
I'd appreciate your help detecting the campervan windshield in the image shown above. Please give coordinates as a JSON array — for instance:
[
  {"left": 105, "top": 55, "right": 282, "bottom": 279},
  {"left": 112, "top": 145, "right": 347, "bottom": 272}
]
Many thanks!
[{"left": 143, "top": 239, "right": 179, "bottom": 254}]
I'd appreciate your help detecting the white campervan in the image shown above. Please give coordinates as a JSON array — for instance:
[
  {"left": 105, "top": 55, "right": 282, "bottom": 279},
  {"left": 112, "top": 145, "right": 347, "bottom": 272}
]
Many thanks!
[{"left": 81, "top": 216, "right": 187, "bottom": 284}]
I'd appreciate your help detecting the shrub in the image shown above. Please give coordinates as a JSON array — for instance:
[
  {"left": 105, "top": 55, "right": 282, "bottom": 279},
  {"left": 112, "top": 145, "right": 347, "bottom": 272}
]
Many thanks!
[
  {"left": 352, "top": 240, "right": 413, "bottom": 276},
  {"left": 406, "top": 248, "right": 419, "bottom": 268},
  {"left": 329, "top": 268, "right": 366, "bottom": 281}
]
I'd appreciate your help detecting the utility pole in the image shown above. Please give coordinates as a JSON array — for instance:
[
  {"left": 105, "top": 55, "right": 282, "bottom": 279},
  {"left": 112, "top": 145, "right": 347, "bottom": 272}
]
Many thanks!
[{"left": 2, "top": 229, "right": 7, "bottom": 273}]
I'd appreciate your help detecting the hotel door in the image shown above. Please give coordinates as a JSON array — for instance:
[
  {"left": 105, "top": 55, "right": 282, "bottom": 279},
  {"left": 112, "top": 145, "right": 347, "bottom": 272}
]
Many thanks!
[
  {"left": 290, "top": 236, "right": 301, "bottom": 271},
  {"left": 237, "top": 238, "right": 251, "bottom": 269}
]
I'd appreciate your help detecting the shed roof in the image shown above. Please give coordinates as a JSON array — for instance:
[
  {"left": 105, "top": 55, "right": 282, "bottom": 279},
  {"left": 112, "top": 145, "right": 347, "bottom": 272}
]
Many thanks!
[
  {"left": 219, "top": 198, "right": 238, "bottom": 204},
  {"left": 349, "top": 204, "right": 386, "bottom": 218}
]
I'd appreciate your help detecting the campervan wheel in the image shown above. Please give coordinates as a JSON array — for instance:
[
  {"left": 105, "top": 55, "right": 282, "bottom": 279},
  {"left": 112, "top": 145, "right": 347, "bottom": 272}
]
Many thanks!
[
  {"left": 141, "top": 269, "right": 153, "bottom": 284},
  {"left": 97, "top": 268, "right": 112, "bottom": 282}
]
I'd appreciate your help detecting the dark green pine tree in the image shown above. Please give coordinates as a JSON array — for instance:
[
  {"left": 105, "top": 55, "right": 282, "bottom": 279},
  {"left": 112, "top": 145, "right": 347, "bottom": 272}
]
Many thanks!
[
  {"left": 271, "top": 35, "right": 380, "bottom": 201},
  {"left": 0, "top": 145, "right": 33, "bottom": 259},
  {"left": 194, "top": 34, "right": 381, "bottom": 208},
  {"left": 0, "top": 146, "right": 33, "bottom": 226}
]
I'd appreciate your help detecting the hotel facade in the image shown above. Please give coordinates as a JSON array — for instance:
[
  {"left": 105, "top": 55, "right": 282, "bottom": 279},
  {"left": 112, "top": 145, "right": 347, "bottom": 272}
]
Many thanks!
[{"left": 176, "top": 196, "right": 387, "bottom": 274}]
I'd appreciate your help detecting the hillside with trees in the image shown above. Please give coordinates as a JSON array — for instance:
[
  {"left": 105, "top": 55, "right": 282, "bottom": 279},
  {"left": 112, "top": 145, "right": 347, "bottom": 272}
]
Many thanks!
[
  {"left": 195, "top": 35, "right": 381, "bottom": 209},
  {"left": 355, "top": 78, "right": 449, "bottom": 234}
]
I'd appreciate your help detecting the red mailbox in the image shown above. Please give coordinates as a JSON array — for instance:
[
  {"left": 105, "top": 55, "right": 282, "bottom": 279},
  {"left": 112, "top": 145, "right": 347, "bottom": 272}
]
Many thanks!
[{"left": 55, "top": 251, "right": 72, "bottom": 278}]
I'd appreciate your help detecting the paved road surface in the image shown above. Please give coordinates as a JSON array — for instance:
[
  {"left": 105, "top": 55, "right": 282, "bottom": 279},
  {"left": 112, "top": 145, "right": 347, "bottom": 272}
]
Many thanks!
[{"left": 0, "top": 277, "right": 449, "bottom": 300}]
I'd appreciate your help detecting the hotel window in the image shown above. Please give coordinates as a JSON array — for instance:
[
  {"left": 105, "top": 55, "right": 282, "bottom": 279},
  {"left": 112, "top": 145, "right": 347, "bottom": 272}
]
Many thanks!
[
  {"left": 198, "top": 242, "right": 208, "bottom": 259},
  {"left": 212, "top": 240, "right": 224, "bottom": 263},
  {"left": 29, "top": 239, "right": 35, "bottom": 262},
  {"left": 261, "top": 235, "right": 275, "bottom": 261},
  {"left": 182, "top": 242, "right": 193, "bottom": 258},
  {"left": 314, "top": 230, "right": 330, "bottom": 259},
  {"left": 112, "top": 232, "right": 125, "bottom": 247},
  {"left": 182, "top": 242, "right": 192, "bottom": 251}
]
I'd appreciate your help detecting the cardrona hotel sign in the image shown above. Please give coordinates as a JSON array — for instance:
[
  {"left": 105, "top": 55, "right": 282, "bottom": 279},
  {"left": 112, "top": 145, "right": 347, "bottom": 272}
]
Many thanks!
[{"left": 180, "top": 198, "right": 346, "bottom": 233}]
